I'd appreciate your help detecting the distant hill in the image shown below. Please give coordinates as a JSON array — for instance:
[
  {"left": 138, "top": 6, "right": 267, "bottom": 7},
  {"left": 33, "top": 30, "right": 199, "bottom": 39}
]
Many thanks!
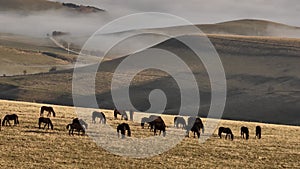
[
  {"left": 0, "top": 34, "right": 299, "bottom": 125},
  {"left": 198, "top": 19, "right": 300, "bottom": 37},
  {"left": 0, "top": 0, "right": 105, "bottom": 13},
  {"left": 102, "top": 19, "right": 300, "bottom": 39}
]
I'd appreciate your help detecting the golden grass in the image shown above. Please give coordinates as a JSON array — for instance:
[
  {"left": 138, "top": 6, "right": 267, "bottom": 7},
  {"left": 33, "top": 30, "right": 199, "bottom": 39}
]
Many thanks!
[{"left": 0, "top": 99, "right": 299, "bottom": 168}]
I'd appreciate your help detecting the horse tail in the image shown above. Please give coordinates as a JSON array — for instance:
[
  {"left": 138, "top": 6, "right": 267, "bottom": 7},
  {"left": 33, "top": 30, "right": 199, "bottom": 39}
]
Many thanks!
[
  {"left": 16, "top": 116, "right": 19, "bottom": 124},
  {"left": 40, "top": 106, "right": 44, "bottom": 116},
  {"left": 1, "top": 117, "right": 5, "bottom": 126},
  {"left": 125, "top": 124, "right": 131, "bottom": 135},
  {"left": 127, "top": 126, "right": 131, "bottom": 137},
  {"left": 103, "top": 115, "right": 106, "bottom": 124},
  {"left": 202, "top": 126, "right": 205, "bottom": 134},
  {"left": 114, "top": 111, "right": 117, "bottom": 119},
  {"left": 48, "top": 119, "right": 53, "bottom": 129},
  {"left": 66, "top": 124, "right": 71, "bottom": 130},
  {"left": 174, "top": 117, "right": 177, "bottom": 127},
  {"left": 231, "top": 133, "right": 234, "bottom": 140},
  {"left": 218, "top": 127, "right": 223, "bottom": 138},
  {"left": 52, "top": 108, "right": 56, "bottom": 117}
]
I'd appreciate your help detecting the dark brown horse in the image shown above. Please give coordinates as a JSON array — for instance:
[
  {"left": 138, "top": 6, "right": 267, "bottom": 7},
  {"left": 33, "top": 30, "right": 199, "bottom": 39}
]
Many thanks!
[
  {"left": 218, "top": 127, "right": 234, "bottom": 140},
  {"left": 38, "top": 117, "right": 53, "bottom": 130},
  {"left": 92, "top": 111, "right": 106, "bottom": 124},
  {"left": 114, "top": 109, "right": 128, "bottom": 120},
  {"left": 2, "top": 114, "right": 19, "bottom": 126},
  {"left": 40, "top": 106, "right": 56, "bottom": 117},
  {"left": 241, "top": 126, "right": 249, "bottom": 140},
  {"left": 186, "top": 117, "right": 204, "bottom": 138},
  {"left": 148, "top": 115, "right": 160, "bottom": 131},
  {"left": 153, "top": 116, "right": 166, "bottom": 137},
  {"left": 255, "top": 126, "right": 261, "bottom": 139},
  {"left": 117, "top": 123, "right": 131, "bottom": 139},
  {"left": 66, "top": 118, "right": 87, "bottom": 135},
  {"left": 174, "top": 116, "right": 186, "bottom": 129}
]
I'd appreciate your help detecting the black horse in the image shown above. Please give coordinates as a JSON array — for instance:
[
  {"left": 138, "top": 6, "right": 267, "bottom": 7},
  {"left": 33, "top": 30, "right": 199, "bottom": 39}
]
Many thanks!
[
  {"left": 174, "top": 117, "right": 186, "bottom": 129},
  {"left": 218, "top": 127, "right": 234, "bottom": 140},
  {"left": 66, "top": 118, "right": 87, "bottom": 135},
  {"left": 73, "top": 118, "right": 88, "bottom": 130},
  {"left": 92, "top": 111, "right": 106, "bottom": 124},
  {"left": 186, "top": 117, "right": 204, "bottom": 138},
  {"left": 114, "top": 109, "right": 128, "bottom": 120},
  {"left": 241, "top": 126, "right": 249, "bottom": 140},
  {"left": 153, "top": 116, "right": 166, "bottom": 137},
  {"left": 117, "top": 123, "right": 131, "bottom": 139},
  {"left": 2, "top": 114, "right": 19, "bottom": 126},
  {"left": 148, "top": 115, "right": 160, "bottom": 131},
  {"left": 40, "top": 106, "right": 56, "bottom": 117},
  {"left": 256, "top": 126, "right": 261, "bottom": 139},
  {"left": 38, "top": 117, "right": 53, "bottom": 130}
]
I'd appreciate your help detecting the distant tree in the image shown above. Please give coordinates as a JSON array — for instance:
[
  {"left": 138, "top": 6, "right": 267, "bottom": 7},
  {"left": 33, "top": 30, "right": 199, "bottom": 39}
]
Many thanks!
[
  {"left": 23, "top": 70, "right": 27, "bottom": 75},
  {"left": 3, "top": 74, "right": 6, "bottom": 77}
]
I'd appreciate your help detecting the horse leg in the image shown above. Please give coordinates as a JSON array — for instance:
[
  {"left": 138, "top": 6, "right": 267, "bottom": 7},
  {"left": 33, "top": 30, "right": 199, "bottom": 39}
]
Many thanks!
[
  {"left": 185, "top": 130, "right": 190, "bottom": 137},
  {"left": 225, "top": 134, "right": 228, "bottom": 139},
  {"left": 197, "top": 131, "right": 200, "bottom": 138}
]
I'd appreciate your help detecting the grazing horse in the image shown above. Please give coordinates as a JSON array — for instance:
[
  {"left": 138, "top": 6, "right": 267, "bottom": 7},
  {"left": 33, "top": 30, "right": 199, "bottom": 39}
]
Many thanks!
[
  {"left": 117, "top": 123, "right": 131, "bottom": 139},
  {"left": 141, "top": 117, "right": 149, "bottom": 129},
  {"left": 73, "top": 118, "right": 88, "bottom": 130},
  {"left": 186, "top": 117, "right": 204, "bottom": 138},
  {"left": 38, "top": 117, "right": 53, "bottom": 130},
  {"left": 174, "top": 117, "right": 186, "bottom": 129},
  {"left": 153, "top": 117, "right": 166, "bottom": 137},
  {"left": 114, "top": 109, "right": 128, "bottom": 120},
  {"left": 241, "top": 126, "right": 249, "bottom": 140},
  {"left": 66, "top": 118, "right": 87, "bottom": 135},
  {"left": 148, "top": 115, "right": 160, "bottom": 131},
  {"left": 92, "top": 111, "right": 106, "bottom": 124},
  {"left": 256, "top": 126, "right": 261, "bottom": 139},
  {"left": 218, "top": 127, "right": 234, "bottom": 140},
  {"left": 40, "top": 106, "right": 56, "bottom": 117},
  {"left": 2, "top": 114, "right": 19, "bottom": 126}
]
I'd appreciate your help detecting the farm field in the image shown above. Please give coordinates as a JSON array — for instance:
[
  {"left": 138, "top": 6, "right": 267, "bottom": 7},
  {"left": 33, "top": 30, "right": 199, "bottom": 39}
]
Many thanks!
[{"left": 0, "top": 99, "right": 299, "bottom": 169}]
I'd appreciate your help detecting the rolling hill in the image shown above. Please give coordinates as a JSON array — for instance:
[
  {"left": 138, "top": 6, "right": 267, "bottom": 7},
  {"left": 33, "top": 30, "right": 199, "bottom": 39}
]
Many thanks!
[{"left": 0, "top": 33, "right": 299, "bottom": 125}]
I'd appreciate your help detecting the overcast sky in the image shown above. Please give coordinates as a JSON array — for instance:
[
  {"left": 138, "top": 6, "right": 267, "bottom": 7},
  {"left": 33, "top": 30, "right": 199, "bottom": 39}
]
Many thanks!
[
  {"left": 51, "top": 0, "right": 300, "bottom": 26},
  {"left": 1, "top": 0, "right": 300, "bottom": 37}
]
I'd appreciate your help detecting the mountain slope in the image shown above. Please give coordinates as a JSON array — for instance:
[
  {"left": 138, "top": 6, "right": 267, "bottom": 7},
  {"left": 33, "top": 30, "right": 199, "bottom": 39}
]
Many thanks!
[{"left": 0, "top": 34, "right": 299, "bottom": 125}]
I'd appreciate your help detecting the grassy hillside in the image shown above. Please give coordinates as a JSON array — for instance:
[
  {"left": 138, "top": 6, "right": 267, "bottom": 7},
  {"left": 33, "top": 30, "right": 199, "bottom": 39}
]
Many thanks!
[
  {"left": 0, "top": 34, "right": 299, "bottom": 125},
  {"left": 198, "top": 19, "right": 300, "bottom": 37},
  {"left": 0, "top": 33, "right": 79, "bottom": 75},
  {"left": 0, "top": 99, "right": 299, "bottom": 168}
]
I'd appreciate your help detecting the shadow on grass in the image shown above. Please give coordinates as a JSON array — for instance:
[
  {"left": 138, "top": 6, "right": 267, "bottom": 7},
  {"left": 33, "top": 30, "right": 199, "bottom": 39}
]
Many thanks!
[{"left": 23, "top": 129, "right": 60, "bottom": 135}]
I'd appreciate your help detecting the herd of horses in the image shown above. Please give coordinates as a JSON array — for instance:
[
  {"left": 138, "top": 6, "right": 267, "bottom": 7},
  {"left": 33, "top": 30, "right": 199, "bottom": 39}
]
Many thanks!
[{"left": 0, "top": 106, "right": 262, "bottom": 140}]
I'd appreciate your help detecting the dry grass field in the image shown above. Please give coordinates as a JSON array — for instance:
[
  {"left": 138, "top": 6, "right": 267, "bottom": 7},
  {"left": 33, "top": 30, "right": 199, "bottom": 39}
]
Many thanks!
[{"left": 0, "top": 99, "right": 299, "bottom": 168}]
